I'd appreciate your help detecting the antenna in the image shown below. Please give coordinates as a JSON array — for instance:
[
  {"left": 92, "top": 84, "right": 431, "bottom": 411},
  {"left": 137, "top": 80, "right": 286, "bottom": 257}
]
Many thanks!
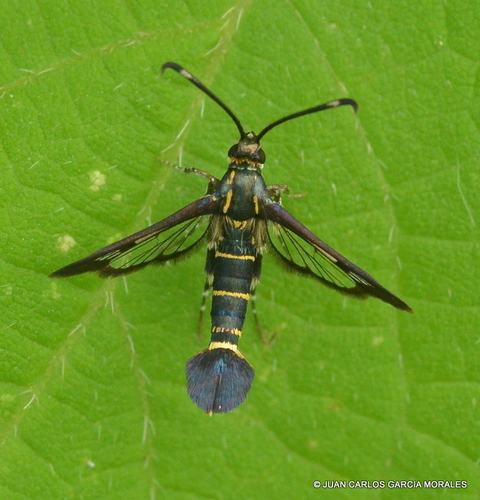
[
  {"left": 162, "top": 62, "right": 358, "bottom": 142},
  {"left": 257, "top": 99, "right": 358, "bottom": 140},
  {"left": 162, "top": 62, "right": 245, "bottom": 138}
]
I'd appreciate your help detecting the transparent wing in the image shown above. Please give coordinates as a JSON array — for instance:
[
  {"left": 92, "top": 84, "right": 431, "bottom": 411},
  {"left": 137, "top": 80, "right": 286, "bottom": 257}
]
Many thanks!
[
  {"left": 262, "top": 201, "right": 412, "bottom": 312},
  {"left": 51, "top": 195, "right": 219, "bottom": 278},
  {"left": 94, "top": 216, "right": 209, "bottom": 276},
  {"left": 268, "top": 222, "right": 357, "bottom": 289}
]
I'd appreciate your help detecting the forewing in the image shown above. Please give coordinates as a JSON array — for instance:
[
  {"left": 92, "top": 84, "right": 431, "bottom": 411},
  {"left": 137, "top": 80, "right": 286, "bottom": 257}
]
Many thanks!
[
  {"left": 51, "top": 195, "right": 219, "bottom": 278},
  {"left": 262, "top": 201, "right": 412, "bottom": 312}
]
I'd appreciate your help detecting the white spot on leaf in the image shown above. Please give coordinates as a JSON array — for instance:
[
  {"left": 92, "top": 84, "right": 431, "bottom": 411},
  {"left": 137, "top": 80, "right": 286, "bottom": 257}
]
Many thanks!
[
  {"left": 57, "top": 235, "right": 76, "bottom": 252},
  {"left": 89, "top": 170, "right": 106, "bottom": 191}
]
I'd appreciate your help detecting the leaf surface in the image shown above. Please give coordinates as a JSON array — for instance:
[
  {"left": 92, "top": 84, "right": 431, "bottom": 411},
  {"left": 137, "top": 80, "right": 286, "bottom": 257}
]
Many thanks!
[{"left": 0, "top": 0, "right": 478, "bottom": 498}]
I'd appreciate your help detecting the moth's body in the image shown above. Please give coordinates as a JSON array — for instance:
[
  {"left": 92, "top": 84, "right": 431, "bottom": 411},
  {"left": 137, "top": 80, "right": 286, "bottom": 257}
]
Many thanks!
[
  {"left": 50, "top": 62, "right": 412, "bottom": 415},
  {"left": 187, "top": 137, "right": 270, "bottom": 413}
]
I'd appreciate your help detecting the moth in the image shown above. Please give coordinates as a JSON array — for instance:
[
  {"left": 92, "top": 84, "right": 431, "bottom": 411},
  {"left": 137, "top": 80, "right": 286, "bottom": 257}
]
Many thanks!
[{"left": 51, "top": 62, "right": 412, "bottom": 414}]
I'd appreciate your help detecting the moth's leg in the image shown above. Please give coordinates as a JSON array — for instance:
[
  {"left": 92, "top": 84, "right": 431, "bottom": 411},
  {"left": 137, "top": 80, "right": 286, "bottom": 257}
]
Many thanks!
[
  {"left": 159, "top": 158, "right": 219, "bottom": 192},
  {"left": 267, "top": 183, "right": 305, "bottom": 203},
  {"left": 250, "top": 255, "right": 276, "bottom": 346},
  {"left": 250, "top": 289, "right": 277, "bottom": 347},
  {"left": 197, "top": 248, "right": 215, "bottom": 342},
  {"left": 197, "top": 278, "right": 211, "bottom": 343},
  {"left": 266, "top": 184, "right": 289, "bottom": 203},
  {"left": 250, "top": 287, "right": 263, "bottom": 343}
]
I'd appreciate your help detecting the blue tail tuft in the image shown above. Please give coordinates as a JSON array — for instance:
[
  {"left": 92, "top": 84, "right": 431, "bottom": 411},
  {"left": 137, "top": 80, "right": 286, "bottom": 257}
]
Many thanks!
[{"left": 186, "top": 348, "right": 254, "bottom": 414}]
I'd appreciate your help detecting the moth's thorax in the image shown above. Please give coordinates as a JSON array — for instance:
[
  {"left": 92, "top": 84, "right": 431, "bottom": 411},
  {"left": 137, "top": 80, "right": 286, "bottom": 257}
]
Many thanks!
[{"left": 216, "top": 168, "right": 268, "bottom": 221}]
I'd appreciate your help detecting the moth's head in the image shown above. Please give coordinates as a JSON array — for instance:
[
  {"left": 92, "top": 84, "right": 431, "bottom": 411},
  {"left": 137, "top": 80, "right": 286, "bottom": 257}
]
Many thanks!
[{"left": 228, "top": 132, "right": 266, "bottom": 165}]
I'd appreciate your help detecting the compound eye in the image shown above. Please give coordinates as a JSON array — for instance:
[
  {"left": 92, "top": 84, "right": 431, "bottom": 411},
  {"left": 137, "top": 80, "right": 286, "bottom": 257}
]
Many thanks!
[
  {"left": 228, "top": 144, "right": 238, "bottom": 157},
  {"left": 257, "top": 149, "right": 266, "bottom": 163}
]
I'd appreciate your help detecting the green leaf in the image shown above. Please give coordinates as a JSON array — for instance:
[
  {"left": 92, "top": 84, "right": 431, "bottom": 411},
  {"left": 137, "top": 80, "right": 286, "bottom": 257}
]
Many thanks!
[{"left": 1, "top": 0, "right": 479, "bottom": 499}]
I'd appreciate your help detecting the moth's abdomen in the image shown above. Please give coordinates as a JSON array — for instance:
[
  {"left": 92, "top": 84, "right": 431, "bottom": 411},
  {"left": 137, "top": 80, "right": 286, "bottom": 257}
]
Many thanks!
[{"left": 186, "top": 232, "right": 257, "bottom": 414}]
